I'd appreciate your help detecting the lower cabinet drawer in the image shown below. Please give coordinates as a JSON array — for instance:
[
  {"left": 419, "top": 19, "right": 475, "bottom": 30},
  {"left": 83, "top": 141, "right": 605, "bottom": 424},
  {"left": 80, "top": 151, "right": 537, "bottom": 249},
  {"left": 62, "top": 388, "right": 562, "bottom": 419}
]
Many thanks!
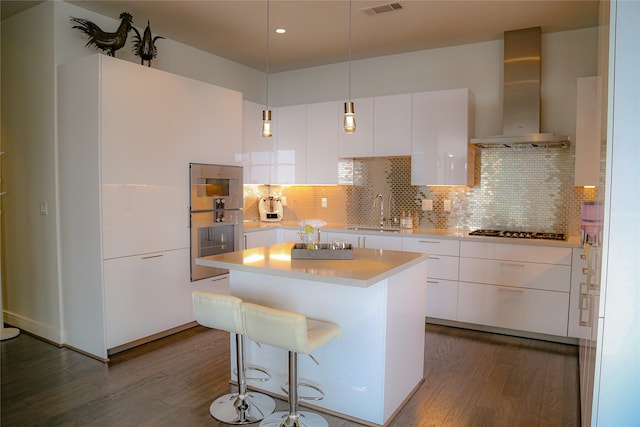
[
  {"left": 457, "top": 281, "right": 569, "bottom": 336},
  {"left": 459, "top": 257, "right": 571, "bottom": 292},
  {"left": 426, "top": 279, "right": 458, "bottom": 321},
  {"left": 104, "top": 248, "right": 193, "bottom": 349},
  {"left": 427, "top": 255, "right": 459, "bottom": 281}
]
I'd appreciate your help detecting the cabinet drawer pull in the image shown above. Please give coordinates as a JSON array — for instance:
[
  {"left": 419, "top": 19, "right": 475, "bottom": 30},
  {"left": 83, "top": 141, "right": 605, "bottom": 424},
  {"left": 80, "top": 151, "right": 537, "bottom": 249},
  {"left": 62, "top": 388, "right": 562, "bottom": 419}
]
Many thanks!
[
  {"left": 141, "top": 254, "right": 164, "bottom": 260},
  {"left": 582, "top": 268, "right": 589, "bottom": 275},
  {"left": 426, "top": 280, "right": 440, "bottom": 284},
  {"left": 499, "top": 262, "right": 525, "bottom": 268},
  {"left": 498, "top": 287, "right": 524, "bottom": 293},
  {"left": 210, "top": 275, "right": 228, "bottom": 282},
  {"left": 579, "top": 294, "right": 593, "bottom": 327},
  {"left": 428, "top": 256, "right": 440, "bottom": 260},
  {"left": 419, "top": 240, "right": 440, "bottom": 244}
]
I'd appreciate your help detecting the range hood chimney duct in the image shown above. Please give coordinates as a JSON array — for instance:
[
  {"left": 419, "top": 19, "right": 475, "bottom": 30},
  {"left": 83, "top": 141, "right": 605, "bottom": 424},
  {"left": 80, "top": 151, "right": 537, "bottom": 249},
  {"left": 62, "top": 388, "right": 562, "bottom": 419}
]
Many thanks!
[{"left": 471, "top": 27, "right": 570, "bottom": 148}]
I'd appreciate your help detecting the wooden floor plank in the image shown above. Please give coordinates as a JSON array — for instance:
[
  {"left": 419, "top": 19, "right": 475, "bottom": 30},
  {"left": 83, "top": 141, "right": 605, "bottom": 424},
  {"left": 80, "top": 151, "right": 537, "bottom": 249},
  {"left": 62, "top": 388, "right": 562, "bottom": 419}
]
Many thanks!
[{"left": 1, "top": 324, "right": 579, "bottom": 427}]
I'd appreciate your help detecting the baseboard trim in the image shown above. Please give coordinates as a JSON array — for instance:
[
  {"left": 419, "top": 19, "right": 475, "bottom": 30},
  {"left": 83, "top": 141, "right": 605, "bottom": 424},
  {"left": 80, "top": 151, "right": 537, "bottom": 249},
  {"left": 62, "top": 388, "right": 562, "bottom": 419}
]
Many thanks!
[
  {"left": 106, "top": 321, "right": 199, "bottom": 356},
  {"left": 2, "top": 310, "right": 63, "bottom": 344},
  {"left": 426, "top": 317, "right": 579, "bottom": 345}
]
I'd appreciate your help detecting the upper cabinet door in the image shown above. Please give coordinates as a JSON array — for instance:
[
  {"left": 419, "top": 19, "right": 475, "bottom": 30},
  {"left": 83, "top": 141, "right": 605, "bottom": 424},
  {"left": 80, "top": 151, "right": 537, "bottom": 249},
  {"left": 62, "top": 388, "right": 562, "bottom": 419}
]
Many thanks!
[
  {"left": 243, "top": 100, "right": 276, "bottom": 185},
  {"left": 273, "top": 104, "right": 307, "bottom": 184},
  {"left": 306, "top": 101, "right": 341, "bottom": 185},
  {"left": 411, "top": 88, "right": 475, "bottom": 186},
  {"left": 339, "top": 97, "right": 374, "bottom": 158},
  {"left": 100, "top": 57, "right": 244, "bottom": 257},
  {"left": 373, "top": 93, "right": 412, "bottom": 156},
  {"left": 574, "top": 76, "right": 602, "bottom": 187}
]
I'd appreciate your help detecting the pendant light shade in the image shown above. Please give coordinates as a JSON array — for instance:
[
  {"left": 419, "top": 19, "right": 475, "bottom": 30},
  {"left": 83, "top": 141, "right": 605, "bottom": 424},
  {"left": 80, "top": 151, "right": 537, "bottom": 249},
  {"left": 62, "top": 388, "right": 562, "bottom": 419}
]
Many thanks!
[
  {"left": 261, "top": 109, "right": 272, "bottom": 138},
  {"left": 262, "top": 0, "right": 273, "bottom": 139},
  {"left": 344, "top": 0, "right": 356, "bottom": 133},
  {"left": 344, "top": 101, "right": 356, "bottom": 134}
]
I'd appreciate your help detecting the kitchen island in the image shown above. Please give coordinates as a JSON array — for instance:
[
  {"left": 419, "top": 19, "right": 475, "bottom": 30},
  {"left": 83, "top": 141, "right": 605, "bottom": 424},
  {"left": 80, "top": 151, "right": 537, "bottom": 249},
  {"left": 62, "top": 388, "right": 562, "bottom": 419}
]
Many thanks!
[{"left": 197, "top": 242, "right": 429, "bottom": 426}]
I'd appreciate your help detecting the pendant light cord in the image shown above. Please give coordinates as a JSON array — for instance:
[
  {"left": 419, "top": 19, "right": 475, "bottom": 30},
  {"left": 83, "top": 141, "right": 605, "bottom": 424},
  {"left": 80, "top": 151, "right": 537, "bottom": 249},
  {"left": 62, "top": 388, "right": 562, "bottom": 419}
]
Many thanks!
[
  {"left": 265, "top": 0, "right": 270, "bottom": 109},
  {"left": 348, "top": 0, "right": 352, "bottom": 101}
]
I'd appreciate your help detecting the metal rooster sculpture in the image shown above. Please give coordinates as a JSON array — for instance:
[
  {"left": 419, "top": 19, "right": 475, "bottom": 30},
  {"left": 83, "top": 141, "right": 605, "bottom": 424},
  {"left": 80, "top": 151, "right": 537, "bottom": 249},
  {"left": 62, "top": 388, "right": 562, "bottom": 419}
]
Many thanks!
[
  {"left": 132, "top": 21, "right": 165, "bottom": 67},
  {"left": 70, "top": 12, "right": 134, "bottom": 57}
]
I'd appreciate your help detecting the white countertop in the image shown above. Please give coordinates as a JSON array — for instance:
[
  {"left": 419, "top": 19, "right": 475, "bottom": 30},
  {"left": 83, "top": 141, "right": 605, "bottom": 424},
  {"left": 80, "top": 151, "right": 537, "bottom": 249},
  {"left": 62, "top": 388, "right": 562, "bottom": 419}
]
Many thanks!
[
  {"left": 196, "top": 241, "right": 429, "bottom": 288},
  {"left": 242, "top": 221, "right": 582, "bottom": 248}
]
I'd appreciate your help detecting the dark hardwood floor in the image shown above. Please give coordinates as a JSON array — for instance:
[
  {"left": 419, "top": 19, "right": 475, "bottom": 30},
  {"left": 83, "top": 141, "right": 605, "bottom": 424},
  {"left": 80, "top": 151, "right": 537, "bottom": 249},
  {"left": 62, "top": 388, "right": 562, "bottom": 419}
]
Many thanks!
[{"left": 1, "top": 324, "right": 579, "bottom": 426}]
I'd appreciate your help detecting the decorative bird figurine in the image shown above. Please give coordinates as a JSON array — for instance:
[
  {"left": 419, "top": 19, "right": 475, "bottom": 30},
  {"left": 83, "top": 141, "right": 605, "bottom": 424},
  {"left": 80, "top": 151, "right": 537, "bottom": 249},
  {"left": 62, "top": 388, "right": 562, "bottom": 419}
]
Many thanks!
[
  {"left": 70, "top": 12, "right": 134, "bottom": 57},
  {"left": 132, "top": 21, "right": 165, "bottom": 67}
]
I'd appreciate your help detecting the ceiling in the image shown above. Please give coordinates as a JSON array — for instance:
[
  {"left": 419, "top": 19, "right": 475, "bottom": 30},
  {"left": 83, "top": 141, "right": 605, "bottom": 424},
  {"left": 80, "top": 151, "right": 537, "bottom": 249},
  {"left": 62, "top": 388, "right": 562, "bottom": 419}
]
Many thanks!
[{"left": 2, "top": 1, "right": 600, "bottom": 73}]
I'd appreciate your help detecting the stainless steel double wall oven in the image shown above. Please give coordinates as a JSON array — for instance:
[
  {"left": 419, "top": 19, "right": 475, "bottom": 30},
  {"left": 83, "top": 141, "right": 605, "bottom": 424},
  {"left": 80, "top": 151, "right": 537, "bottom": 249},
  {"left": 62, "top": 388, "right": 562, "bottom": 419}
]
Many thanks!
[{"left": 189, "top": 163, "right": 243, "bottom": 281}]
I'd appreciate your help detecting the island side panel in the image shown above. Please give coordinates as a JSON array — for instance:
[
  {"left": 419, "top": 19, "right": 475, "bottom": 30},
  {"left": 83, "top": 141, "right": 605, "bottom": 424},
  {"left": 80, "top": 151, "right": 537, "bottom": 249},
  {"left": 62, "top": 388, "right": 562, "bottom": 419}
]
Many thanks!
[
  {"left": 383, "top": 260, "right": 428, "bottom": 421},
  {"left": 230, "top": 270, "right": 389, "bottom": 424}
]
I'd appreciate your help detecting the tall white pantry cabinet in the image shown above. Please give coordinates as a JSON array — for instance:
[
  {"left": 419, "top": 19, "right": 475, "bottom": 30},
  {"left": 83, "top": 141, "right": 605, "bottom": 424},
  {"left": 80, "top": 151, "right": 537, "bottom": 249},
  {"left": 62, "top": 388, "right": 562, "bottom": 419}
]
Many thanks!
[{"left": 58, "top": 54, "right": 242, "bottom": 360}]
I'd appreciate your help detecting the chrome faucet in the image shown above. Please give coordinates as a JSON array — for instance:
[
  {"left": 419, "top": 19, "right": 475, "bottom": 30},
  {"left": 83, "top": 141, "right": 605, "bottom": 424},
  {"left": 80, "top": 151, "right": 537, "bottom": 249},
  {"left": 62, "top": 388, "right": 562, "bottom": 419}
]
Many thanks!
[{"left": 373, "top": 194, "right": 384, "bottom": 227}]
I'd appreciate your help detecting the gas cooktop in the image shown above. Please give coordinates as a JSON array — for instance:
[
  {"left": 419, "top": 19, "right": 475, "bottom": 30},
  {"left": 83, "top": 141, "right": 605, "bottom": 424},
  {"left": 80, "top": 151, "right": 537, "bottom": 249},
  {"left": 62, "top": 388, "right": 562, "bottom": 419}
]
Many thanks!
[{"left": 469, "top": 229, "right": 567, "bottom": 241}]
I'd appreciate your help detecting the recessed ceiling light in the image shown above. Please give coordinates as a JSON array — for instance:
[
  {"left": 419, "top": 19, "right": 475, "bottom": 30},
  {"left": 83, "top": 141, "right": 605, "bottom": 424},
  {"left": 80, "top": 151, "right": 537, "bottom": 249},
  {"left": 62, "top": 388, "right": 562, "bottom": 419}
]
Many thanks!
[{"left": 275, "top": 28, "right": 286, "bottom": 34}]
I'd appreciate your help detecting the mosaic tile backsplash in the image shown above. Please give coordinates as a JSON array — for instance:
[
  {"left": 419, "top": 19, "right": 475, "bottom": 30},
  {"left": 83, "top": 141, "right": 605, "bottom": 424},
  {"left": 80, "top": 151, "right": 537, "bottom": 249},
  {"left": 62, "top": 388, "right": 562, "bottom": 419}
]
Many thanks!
[{"left": 244, "top": 145, "right": 593, "bottom": 236}]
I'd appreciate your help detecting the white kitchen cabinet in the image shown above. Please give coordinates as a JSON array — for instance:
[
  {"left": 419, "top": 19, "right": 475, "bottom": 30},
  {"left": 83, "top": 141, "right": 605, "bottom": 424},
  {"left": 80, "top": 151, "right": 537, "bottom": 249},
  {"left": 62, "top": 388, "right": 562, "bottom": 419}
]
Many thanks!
[
  {"left": 279, "top": 227, "right": 303, "bottom": 244},
  {"left": 373, "top": 93, "right": 412, "bottom": 156},
  {"left": 58, "top": 54, "right": 242, "bottom": 359},
  {"left": 459, "top": 258, "right": 570, "bottom": 292},
  {"left": 458, "top": 241, "right": 572, "bottom": 337},
  {"left": 339, "top": 97, "right": 374, "bottom": 158},
  {"left": 244, "top": 228, "right": 279, "bottom": 249},
  {"left": 460, "top": 241, "right": 572, "bottom": 265},
  {"left": 190, "top": 274, "right": 230, "bottom": 295},
  {"left": 243, "top": 100, "right": 276, "bottom": 184},
  {"left": 306, "top": 101, "right": 341, "bottom": 184},
  {"left": 402, "top": 237, "right": 460, "bottom": 320},
  {"left": 411, "top": 88, "right": 475, "bottom": 186},
  {"left": 457, "top": 281, "right": 570, "bottom": 337},
  {"left": 362, "top": 234, "right": 403, "bottom": 250},
  {"left": 325, "top": 231, "right": 401, "bottom": 250},
  {"left": 103, "top": 249, "right": 193, "bottom": 349},
  {"left": 274, "top": 104, "right": 307, "bottom": 184},
  {"left": 574, "top": 76, "right": 602, "bottom": 187}
]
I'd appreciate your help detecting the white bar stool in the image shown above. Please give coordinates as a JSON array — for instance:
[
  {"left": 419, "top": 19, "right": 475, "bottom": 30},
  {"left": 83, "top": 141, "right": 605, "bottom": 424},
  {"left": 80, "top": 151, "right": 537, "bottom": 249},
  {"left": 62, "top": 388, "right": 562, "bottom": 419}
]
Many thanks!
[
  {"left": 192, "top": 292, "right": 276, "bottom": 424},
  {"left": 242, "top": 302, "right": 341, "bottom": 427}
]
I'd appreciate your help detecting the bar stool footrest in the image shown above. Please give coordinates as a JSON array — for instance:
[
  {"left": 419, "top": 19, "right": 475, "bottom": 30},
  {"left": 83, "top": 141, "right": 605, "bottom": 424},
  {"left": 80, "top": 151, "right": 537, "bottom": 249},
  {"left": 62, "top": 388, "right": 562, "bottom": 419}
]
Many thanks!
[
  {"left": 280, "top": 382, "right": 325, "bottom": 402},
  {"left": 259, "top": 410, "right": 328, "bottom": 427}
]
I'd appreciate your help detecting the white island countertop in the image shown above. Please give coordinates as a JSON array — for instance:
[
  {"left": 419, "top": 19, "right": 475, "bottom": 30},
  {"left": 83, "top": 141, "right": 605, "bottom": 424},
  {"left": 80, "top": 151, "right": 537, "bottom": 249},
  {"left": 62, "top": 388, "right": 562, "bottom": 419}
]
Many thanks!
[{"left": 196, "top": 241, "right": 429, "bottom": 288}]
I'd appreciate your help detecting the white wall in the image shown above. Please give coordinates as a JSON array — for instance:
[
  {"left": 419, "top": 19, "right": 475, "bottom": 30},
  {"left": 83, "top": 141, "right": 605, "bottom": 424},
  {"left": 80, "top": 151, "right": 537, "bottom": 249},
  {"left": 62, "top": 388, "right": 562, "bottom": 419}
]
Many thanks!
[
  {"left": 1, "top": 2, "right": 61, "bottom": 341},
  {"left": 270, "top": 27, "right": 599, "bottom": 142}
]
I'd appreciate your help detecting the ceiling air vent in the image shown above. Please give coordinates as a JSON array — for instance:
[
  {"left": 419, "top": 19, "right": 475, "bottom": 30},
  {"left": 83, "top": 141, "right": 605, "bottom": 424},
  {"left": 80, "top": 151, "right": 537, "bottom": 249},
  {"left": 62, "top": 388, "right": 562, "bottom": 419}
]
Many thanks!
[{"left": 360, "top": 2, "right": 403, "bottom": 16}]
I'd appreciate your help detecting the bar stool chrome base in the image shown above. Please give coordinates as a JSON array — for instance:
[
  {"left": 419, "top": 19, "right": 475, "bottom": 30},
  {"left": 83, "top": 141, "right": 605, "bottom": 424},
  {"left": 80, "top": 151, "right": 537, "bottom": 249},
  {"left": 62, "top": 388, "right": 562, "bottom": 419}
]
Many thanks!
[
  {"left": 210, "top": 391, "right": 277, "bottom": 425},
  {"left": 259, "top": 410, "right": 328, "bottom": 427}
]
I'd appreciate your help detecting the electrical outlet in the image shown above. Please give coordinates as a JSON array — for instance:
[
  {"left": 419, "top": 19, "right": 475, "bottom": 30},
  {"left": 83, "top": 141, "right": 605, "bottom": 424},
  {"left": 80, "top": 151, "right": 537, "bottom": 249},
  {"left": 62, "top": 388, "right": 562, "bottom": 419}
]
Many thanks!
[
  {"left": 421, "top": 199, "right": 433, "bottom": 211},
  {"left": 39, "top": 201, "right": 48, "bottom": 216},
  {"left": 444, "top": 200, "right": 452, "bottom": 212},
  {"left": 321, "top": 198, "right": 328, "bottom": 208}
]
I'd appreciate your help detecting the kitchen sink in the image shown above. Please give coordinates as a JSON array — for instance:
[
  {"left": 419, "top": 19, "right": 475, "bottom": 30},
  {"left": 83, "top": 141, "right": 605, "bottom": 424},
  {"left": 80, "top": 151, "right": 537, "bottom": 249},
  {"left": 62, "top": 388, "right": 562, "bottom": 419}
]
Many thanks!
[{"left": 347, "top": 226, "right": 403, "bottom": 233}]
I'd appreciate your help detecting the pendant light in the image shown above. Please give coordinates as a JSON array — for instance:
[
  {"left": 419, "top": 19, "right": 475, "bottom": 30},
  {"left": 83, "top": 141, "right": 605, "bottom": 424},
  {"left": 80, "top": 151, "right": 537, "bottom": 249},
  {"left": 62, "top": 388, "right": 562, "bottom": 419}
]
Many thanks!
[
  {"left": 343, "top": 0, "right": 356, "bottom": 134},
  {"left": 261, "top": 0, "right": 273, "bottom": 138}
]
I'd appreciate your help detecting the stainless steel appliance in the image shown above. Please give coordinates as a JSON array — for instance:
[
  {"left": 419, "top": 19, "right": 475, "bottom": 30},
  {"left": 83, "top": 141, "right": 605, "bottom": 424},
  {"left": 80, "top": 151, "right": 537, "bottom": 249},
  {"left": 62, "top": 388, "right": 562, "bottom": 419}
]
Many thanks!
[
  {"left": 469, "top": 229, "right": 566, "bottom": 240},
  {"left": 189, "top": 163, "right": 243, "bottom": 281},
  {"left": 471, "top": 27, "right": 570, "bottom": 147}
]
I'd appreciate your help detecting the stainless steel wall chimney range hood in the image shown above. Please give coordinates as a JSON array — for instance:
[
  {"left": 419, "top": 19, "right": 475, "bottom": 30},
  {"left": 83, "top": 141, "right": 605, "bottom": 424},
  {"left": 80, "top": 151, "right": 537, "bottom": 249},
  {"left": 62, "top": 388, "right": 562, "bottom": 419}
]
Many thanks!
[{"left": 471, "top": 27, "right": 570, "bottom": 148}]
